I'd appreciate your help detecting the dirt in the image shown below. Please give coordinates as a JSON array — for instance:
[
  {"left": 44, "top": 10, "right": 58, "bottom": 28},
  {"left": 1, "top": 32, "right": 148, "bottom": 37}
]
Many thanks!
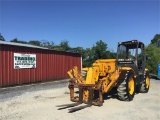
[{"left": 0, "top": 79, "right": 160, "bottom": 120}]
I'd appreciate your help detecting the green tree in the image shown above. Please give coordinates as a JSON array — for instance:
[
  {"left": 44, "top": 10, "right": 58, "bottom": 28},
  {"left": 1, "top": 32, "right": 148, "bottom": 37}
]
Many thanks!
[
  {"left": 70, "top": 47, "right": 84, "bottom": 56},
  {"left": 70, "top": 47, "right": 94, "bottom": 67},
  {"left": 28, "top": 40, "right": 41, "bottom": 46},
  {"left": 0, "top": 33, "right": 5, "bottom": 41},
  {"left": 106, "top": 50, "right": 116, "bottom": 59},
  {"left": 41, "top": 41, "right": 54, "bottom": 49},
  {"left": 81, "top": 40, "right": 116, "bottom": 67},
  {"left": 53, "top": 45, "right": 64, "bottom": 51},
  {"left": 92, "top": 40, "right": 108, "bottom": 60},
  {"left": 10, "top": 38, "right": 28, "bottom": 44},
  {"left": 145, "top": 44, "right": 160, "bottom": 74},
  {"left": 151, "top": 34, "right": 160, "bottom": 47},
  {"left": 59, "top": 40, "right": 70, "bottom": 51},
  {"left": 82, "top": 48, "right": 95, "bottom": 67}
]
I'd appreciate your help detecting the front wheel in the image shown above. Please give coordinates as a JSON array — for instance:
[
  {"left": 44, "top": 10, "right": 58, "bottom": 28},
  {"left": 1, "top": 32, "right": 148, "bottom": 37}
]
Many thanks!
[
  {"left": 138, "top": 72, "right": 150, "bottom": 93},
  {"left": 117, "top": 71, "right": 135, "bottom": 101}
]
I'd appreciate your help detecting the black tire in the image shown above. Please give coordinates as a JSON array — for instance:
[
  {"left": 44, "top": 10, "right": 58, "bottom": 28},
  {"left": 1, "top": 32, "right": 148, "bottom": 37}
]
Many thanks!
[
  {"left": 117, "top": 71, "right": 135, "bottom": 101},
  {"left": 138, "top": 72, "right": 150, "bottom": 93}
]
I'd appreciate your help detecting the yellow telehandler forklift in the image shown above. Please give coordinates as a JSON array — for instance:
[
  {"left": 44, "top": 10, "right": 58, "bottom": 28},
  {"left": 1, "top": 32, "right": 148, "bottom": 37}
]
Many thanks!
[{"left": 57, "top": 40, "right": 150, "bottom": 112}]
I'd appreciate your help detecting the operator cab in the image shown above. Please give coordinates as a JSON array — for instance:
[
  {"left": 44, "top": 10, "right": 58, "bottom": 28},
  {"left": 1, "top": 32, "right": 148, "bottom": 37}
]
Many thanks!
[{"left": 116, "top": 40, "right": 146, "bottom": 75}]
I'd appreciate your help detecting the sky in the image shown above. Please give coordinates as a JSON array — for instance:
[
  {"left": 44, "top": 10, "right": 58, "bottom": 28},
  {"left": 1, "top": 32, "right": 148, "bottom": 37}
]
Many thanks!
[{"left": 0, "top": 0, "right": 159, "bottom": 51}]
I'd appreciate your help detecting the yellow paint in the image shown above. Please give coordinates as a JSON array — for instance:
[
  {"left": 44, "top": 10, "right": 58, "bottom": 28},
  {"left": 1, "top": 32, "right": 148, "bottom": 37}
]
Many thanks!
[
  {"left": 121, "top": 67, "right": 133, "bottom": 71},
  {"left": 84, "top": 59, "right": 116, "bottom": 84},
  {"left": 128, "top": 77, "right": 135, "bottom": 95},
  {"left": 67, "top": 70, "right": 74, "bottom": 78},
  {"left": 85, "top": 67, "right": 93, "bottom": 84},
  {"left": 146, "top": 76, "right": 150, "bottom": 88},
  {"left": 82, "top": 67, "right": 89, "bottom": 71}
]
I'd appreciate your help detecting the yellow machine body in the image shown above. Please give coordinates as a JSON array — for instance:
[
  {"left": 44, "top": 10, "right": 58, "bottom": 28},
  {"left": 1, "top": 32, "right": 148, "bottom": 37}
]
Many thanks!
[
  {"left": 67, "top": 40, "right": 150, "bottom": 107},
  {"left": 67, "top": 59, "right": 134, "bottom": 106}
]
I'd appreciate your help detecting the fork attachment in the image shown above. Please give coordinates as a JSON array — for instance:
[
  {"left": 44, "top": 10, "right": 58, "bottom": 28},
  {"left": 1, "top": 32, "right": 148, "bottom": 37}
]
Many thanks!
[{"left": 68, "top": 79, "right": 103, "bottom": 106}]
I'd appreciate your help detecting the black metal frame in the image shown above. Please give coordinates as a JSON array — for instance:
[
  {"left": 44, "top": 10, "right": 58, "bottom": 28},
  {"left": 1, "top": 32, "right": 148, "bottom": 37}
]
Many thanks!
[{"left": 116, "top": 40, "right": 146, "bottom": 84}]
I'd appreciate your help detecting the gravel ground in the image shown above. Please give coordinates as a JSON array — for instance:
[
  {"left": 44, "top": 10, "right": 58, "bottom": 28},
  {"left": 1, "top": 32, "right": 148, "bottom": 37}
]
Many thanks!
[{"left": 0, "top": 79, "right": 160, "bottom": 120}]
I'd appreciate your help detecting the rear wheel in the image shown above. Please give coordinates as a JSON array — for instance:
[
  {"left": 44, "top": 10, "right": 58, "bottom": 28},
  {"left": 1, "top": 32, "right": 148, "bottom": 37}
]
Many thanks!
[
  {"left": 117, "top": 71, "right": 135, "bottom": 101},
  {"left": 138, "top": 72, "right": 150, "bottom": 93}
]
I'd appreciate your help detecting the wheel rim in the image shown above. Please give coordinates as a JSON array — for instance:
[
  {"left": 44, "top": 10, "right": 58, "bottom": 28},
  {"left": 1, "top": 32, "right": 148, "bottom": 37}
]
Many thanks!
[
  {"left": 128, "top": 77, "right": 134, "bottom": 95},
  {"left": 146, "top": 76, "right": 150, "bottom": 89}
]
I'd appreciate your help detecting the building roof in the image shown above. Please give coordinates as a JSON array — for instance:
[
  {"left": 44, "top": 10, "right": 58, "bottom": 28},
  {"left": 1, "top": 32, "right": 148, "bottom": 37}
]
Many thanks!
[
  {"left": 0, "top": 41, "right": 48, "bottom": 49},
  {"left": 0, "top": 41, "right": 81, "bottom": 55}
]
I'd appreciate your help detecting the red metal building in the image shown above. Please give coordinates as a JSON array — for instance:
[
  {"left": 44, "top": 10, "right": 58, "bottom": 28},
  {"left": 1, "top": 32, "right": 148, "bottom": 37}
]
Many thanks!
[{"left": 0, "top": 41, "right": 82, "bottom": 87}]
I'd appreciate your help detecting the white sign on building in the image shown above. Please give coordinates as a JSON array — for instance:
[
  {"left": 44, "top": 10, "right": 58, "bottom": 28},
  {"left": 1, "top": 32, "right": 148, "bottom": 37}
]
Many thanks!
[{"left": 14, "top": 53, "right": 36, "bottom": 69}]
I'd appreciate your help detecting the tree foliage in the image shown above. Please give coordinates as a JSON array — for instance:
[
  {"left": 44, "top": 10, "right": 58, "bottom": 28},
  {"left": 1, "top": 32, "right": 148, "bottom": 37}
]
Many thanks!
[
  {"left": 82, "top": 40, "right": 116, "bottom": 67},
  {"left": 41, "top": 41, "right": 54, "bottom": 49},
  {"left": 10, "top": 38, "right": 28, "bottom": 44},
  {"left": 29, "top": 40, "right": 41, "bottom": 46},
  {"left": 146, "top": 34, "right": 160, "bottom": 74},
  {"left": 151, "top": 34, "right": 160, "bottom": 47},
  {"left": 145, "top": 44, "right": 160, "bottom": 74},
  {"left": 92, "top": 40, "right": 108, "bottom": 60},
  {"left": 59, "top": 40, "right": 70, "bottom": 51},
  {"left": 84, "top": 48, "right": 95, "bottom": 67},
  {"left": 0, "top": 33, "right": 5, "bottom": 41}
]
